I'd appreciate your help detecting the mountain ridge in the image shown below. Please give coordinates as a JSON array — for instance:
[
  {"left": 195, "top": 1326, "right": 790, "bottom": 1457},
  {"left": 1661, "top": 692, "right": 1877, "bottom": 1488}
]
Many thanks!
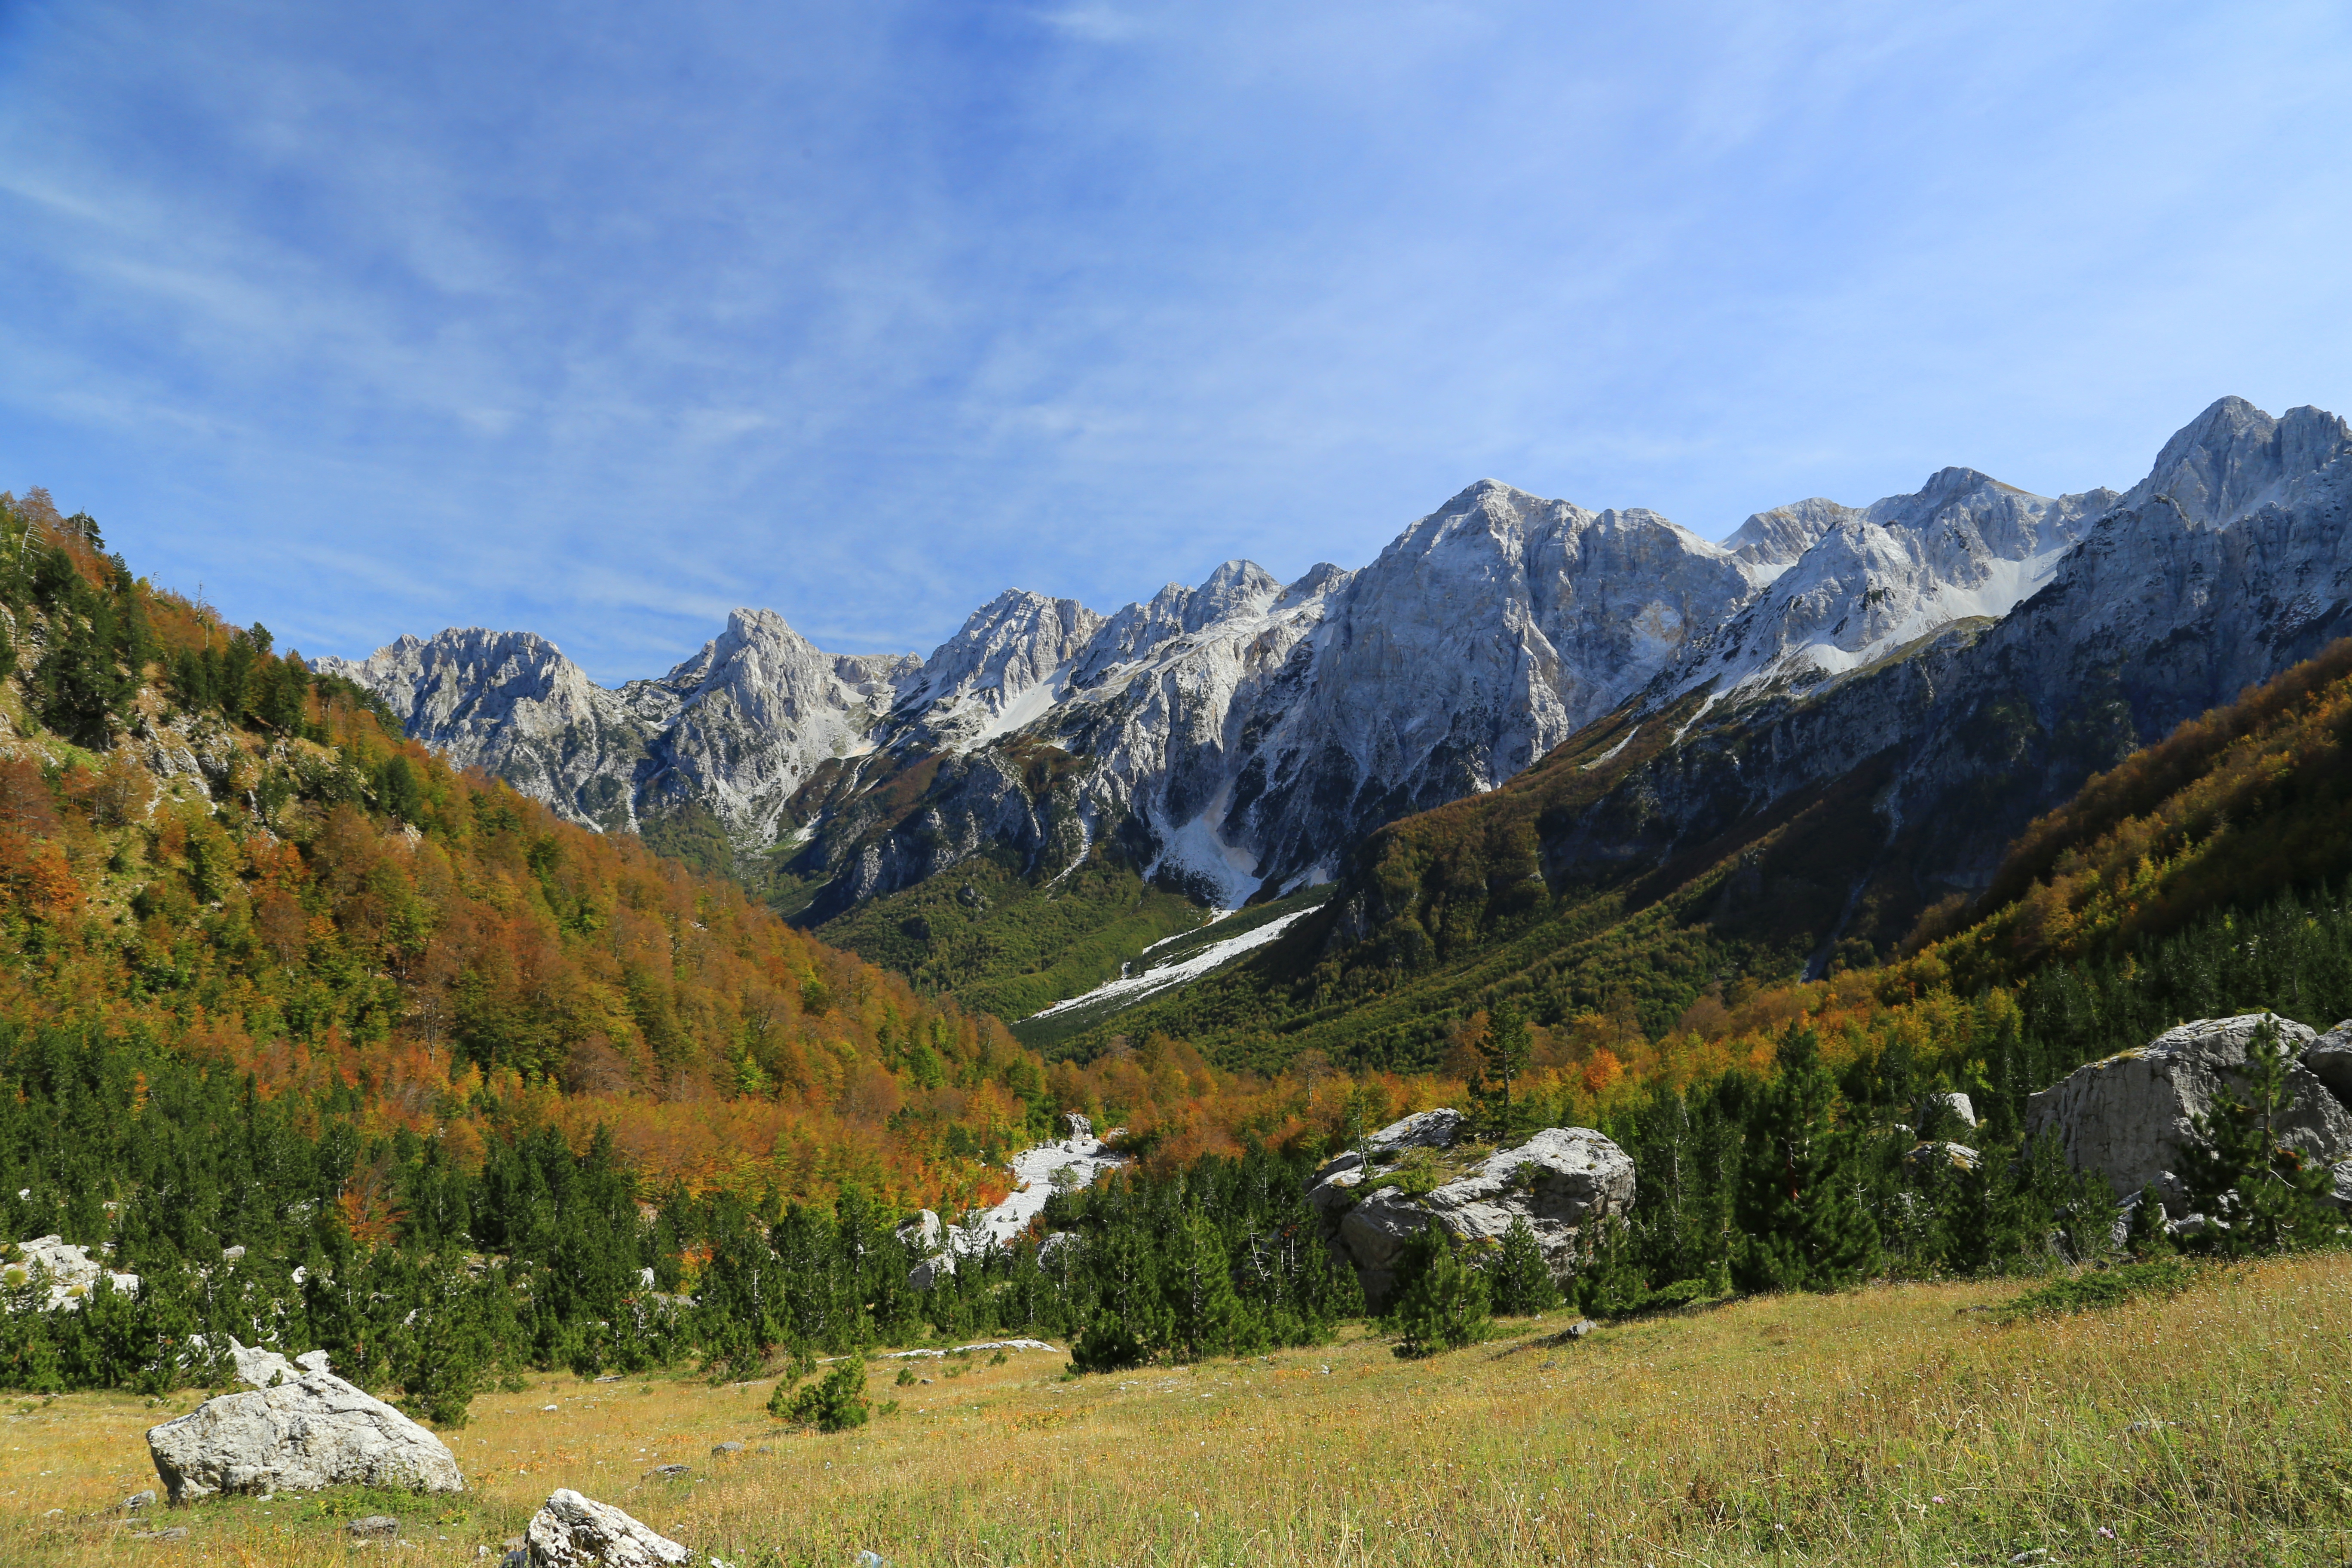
[{"left": 319, "top": 396, "right": 2351, "bottom": 1032}]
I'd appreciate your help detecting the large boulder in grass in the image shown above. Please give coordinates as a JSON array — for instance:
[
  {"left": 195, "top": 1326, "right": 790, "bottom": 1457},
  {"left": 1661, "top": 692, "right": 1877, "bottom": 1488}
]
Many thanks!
[
  {"left": 508, "top": 1489, "right": 688, "bottom": 1567},
  {"left": 1308, "top": 1113, "right": 1633, "bottom": 1306},
  {"left": 145, "top": 1372, "right": 464, "bottom": 1503},
  {"left": 2024, "top": 1013, "right": 2352, "bottom": 1211}
]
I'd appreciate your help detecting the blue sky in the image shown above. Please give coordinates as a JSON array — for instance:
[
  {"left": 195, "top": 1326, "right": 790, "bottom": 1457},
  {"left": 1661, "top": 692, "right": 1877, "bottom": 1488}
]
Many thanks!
[{"left": 3, "top": 1, "right": 2348, "bottom": 682}]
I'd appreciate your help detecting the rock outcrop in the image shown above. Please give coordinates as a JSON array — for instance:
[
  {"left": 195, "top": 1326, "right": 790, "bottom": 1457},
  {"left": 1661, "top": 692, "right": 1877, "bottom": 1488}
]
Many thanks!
[
  {"left": 507, "top": 1489, "right": 688, "bottom": 1568},
  {"left": 0, "top": 1235, "right": 140, "bottom": 1311},
  {"left": 2303, "top": 1019, "right": 2352, "bottom": 1107},
  {"left": 1307, "top": 1112, "right": 1633, "bottom": 1305},
  {"left": 227, "top": 1339, "right": 332, "bottom": 1387},
  {"left": 2024, "top": 1014, "right": 2352, "bottom": 1211},
  {"left": 145, "top": 1371, "right": 465, "bottom": 1502}
]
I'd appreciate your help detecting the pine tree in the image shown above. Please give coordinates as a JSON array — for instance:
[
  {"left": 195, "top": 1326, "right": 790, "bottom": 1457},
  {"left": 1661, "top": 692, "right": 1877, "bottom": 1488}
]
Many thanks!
[
  {"left": 770, "top": 1354, "right": 870, "bottom": 1433},
  {"left": 1488, "top": 1216, "right": 1563, "bottom": 1315},
  {"left": 1070, "top": 1220, "right": 1170, "bottom": 1372},
  {"left": 1163, "top": 1210, "right": 1250, "bottom": 1361},
  {"left": 1473, "top": 1001, "right": 1535, "bottom": 1141},
  {"left": 1731, "top": 1024, "right": 1881, "bottom": 1293},
  {"left": 1390, "top": 1226, "right": 1489, "bottom": 1357},
  {"left": 2123, "top": 1183, "right": 2175, "bottom": 1260},
  {"left": 1573, "top": 1213, "right": 1650, "bottom": 1317},
  {"left": 36, "top": 606, "right": 132, "bottom": 748},
  {"left": 2176, "top": 1021, "right": 2343, "bottom": 1257}
]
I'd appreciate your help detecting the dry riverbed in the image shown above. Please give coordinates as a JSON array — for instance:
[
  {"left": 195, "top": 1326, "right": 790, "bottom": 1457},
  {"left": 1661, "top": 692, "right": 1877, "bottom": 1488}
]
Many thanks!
[{"left": 3, "top": 1253, "right": 2349, "bottom": 1565}]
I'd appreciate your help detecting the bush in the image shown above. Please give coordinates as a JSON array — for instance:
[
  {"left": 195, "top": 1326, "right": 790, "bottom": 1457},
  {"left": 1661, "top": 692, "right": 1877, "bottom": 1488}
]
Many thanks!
[
  {"left": 1989, "top": 1259, "right": 2201, "bottom": 1324},
  {"left": 769, "top": 1355, "right": 870, "bottom": 1433}
]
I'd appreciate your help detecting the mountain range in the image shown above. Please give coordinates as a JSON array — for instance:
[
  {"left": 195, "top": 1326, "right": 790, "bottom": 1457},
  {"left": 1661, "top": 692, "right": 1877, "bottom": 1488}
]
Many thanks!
[{"left": 318, "top": 396, "right": 2352, "bottom": 1050}]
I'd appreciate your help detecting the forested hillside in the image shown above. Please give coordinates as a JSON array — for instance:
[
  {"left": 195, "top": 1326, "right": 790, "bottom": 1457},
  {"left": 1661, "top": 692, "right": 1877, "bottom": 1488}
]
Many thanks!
[{"left": 3, "top": 481, "right": 2346, "bottom": 1425}]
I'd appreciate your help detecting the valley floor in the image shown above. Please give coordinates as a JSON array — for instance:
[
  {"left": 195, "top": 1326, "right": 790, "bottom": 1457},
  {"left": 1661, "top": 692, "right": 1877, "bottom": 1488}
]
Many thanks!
[{"left": 7, "top": 1253, "right": 2350, "bottom": 1566}]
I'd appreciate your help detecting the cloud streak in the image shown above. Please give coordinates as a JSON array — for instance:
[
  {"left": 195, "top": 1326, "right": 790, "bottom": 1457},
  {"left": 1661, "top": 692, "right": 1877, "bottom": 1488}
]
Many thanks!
[{"left": 0, "top": 0, "right": 2348, "bottom": 682}]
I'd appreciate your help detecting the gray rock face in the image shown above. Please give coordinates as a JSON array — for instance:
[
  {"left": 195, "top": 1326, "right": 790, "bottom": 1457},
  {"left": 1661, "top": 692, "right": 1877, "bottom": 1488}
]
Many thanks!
[
  {"left": 0, "top": 1234, "right": 139, "bottom": 1311},
  {"left": 1510, "top": 396, "right": 2352, "bottom": 964},
  {"left": 894, "top": 1210, "right": 942, "bottom": 1253},
  {"left": 1308, "top": 1112, "right": 1633, "bottom": 1305},
  {"left": 1672, "top": 467, "right": 2117, "bottom": 704},
  {"left": 227, "top": 1338, "right": 331, "bottom": 1388},
  {"left": 2023, "top": 1014, "right": 2352, "bottom": 1209},
  {"left": 2303, "top": 1020, "right": 2352, "bottom": 1107},
  {"left": 145, "top": 1371, "right": 465, "bottom": 1502},
  {"left": 315, "top": 612, "right": 916, "bottom": 848},
  {"left": 517, "top": 1489, "right": 688, "bottom": 1568}
]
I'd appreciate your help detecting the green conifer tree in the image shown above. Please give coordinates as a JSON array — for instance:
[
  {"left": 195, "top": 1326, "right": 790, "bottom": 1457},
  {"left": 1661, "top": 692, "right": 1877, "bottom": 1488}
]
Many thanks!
[
  {"left": 1731, "top": 1024, "right": 1881, "bottom": 1293},
  {"left": 1390, "top": 1225, "right": 1490, "bottom": 1358},
  {"left": 1488, "top": 1216, "right": 1563, "bottom": 1315},
  {"left": 1473, "top": 1000, "right": 1535, "bottom": 1140},
  {"left": 1163, "top": 1210, "right": 1250, "bottom": 1362},
  {"left": 2177, "top": 1021, "right": 2343, "bottom": 1257}
]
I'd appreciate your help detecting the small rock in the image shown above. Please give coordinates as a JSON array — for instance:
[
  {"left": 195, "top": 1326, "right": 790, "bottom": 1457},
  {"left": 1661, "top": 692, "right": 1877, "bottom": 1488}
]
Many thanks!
[
  {"left": 856, "top": 1553, "right": 890, "bottom": 1568},
  {"left": 348, "top": 1515, "right": 401, "bottom": 1539},
  {"left": 125, "top": 1489, "right": 156, "bottom": 1510},
  {"left": 654, "top": 1464, "right": 689, "bottom": 1478},
  {"left": 1560, "top": 1318, "right": 1597, "bottom": 1339},
  {"left": 594, "top": 1375, "right": 624, "bottom": 1384},
  {"left": 754, "top": 1446, "right": 772, "bottom": 1455},
  {"left": 541, "top": 1404, "right": 560, "bottom": 1412},
  {"left": 710, "top": 1442, "right": 744, "bottom": 1456},
  {"left": 2009, "top": 1551, "right": 2049, "bottom": 1565},
  {"left": 131, "top": 1526, "right": 191, "bottom": 1541},
  {"left": 520, "top": 1488, "right": 689, "bottom": 1566}
]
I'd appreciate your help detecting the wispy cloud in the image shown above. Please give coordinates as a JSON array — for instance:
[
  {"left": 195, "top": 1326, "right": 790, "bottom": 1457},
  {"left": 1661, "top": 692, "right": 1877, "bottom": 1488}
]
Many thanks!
[{"left": 0, "top": 0, "right": 2348, "bottom": 683}]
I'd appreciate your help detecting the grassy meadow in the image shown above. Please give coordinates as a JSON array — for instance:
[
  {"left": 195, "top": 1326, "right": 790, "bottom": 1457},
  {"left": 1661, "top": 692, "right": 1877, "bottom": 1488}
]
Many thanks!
[{"left": 3, "top": 1253, "right": 2349, "bottom": 1566}]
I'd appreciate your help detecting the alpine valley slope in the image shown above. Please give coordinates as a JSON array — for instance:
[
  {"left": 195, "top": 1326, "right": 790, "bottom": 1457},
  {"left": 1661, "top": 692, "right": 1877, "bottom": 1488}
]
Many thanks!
[
  {"left": 320, "top": 397, "right": 2339, "bottom": 1026},
  {"left": 1055, "top": 396, "right": 2352, "bottom": 1068}
]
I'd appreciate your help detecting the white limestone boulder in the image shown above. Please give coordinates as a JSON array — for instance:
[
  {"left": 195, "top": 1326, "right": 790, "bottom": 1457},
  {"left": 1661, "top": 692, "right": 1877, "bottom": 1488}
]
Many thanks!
[
  {"left": 514, "top": 1488, "right": 688, "bottom": 1567},
  {"left": 2024, "top": 1013, "right": 2352, "bottom": 1210},
  {"left": 145, "top": 1371, "right": 465, "bottom": 1502},
  {"left": 1310, "top": 1112, "right": 1633, "bottom": 1305}
]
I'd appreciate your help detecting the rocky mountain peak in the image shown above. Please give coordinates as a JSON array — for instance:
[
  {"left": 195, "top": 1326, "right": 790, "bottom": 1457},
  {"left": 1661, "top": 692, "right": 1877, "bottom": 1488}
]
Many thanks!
[
  {"left": 1184, "top": 560, "right": 1283, "bottom": 631},
  {"left": 2116, "top": 395, "right": 2352, "bottom": 526},
  {"left": 1726, "top": 498, "right": 1858, "bottom": 573}
]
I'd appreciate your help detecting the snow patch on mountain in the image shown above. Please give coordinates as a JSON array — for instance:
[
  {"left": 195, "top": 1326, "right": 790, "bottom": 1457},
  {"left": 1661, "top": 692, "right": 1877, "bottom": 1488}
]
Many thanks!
[{"left": 1026, "top": 907, "right": 1313, "bottom": 1021}]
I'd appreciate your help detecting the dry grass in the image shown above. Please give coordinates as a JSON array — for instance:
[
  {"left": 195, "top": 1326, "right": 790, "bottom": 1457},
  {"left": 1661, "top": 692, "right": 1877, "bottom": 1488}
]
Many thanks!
[{"left": 4, "top": 1253, "right": 2350, "bottom": 1566}]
